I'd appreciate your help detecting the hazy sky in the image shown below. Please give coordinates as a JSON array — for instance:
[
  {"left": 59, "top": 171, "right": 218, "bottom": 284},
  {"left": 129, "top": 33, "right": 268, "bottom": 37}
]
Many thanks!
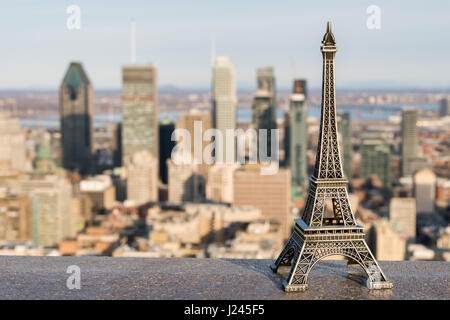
[{"left": 0, "top": 0, "right": 449, "bottom": 90}]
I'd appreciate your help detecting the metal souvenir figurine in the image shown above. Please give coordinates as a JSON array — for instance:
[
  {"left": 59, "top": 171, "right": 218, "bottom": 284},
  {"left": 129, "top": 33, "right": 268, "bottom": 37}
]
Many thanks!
[{"left": 270, "top": 22, "right": 393, "bottom": 292}]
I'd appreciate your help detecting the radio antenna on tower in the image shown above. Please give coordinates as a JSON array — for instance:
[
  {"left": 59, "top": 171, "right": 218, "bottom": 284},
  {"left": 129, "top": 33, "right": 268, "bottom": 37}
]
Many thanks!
[
  {"left": 210, "top": 33, "right": 216, "bottom": 66},
  {"left": 290, "top": 57, "right": 296, "bottom": 80},
  {"left": 130, "top": 20, "right": 136, "bottom": 64}
]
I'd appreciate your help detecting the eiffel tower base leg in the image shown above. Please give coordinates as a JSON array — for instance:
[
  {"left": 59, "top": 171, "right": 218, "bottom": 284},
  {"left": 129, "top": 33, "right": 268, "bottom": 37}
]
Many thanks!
[
  {"left": 270, "top": 223, "right": 393, "bottom": 292},
  {"left": 283, "top": 281, "right": 308, "bottom": 292},
  {"left": 270, "top": 234, "right": 301, "bottom": 274},
  {"left": 367, "top": 281, "right": 393, "bottom": 290},
  {"left": 269, "top": 264, "right": 278, "bottom": 273}
]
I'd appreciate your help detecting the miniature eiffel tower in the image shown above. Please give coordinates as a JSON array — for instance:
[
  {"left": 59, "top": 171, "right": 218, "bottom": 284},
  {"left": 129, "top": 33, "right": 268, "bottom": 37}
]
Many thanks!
[{"left": 270, "top": 22, "right": 393, "bottom": 292}]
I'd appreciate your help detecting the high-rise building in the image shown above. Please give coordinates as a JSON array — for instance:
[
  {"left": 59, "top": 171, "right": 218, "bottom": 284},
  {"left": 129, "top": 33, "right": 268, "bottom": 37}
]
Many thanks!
[
  {"left": 337, "top": 111, "right": 352, "bottom": 180},
  {"left": 283, "top": 111, "right": 291, "bottom": 167},
  {"left": 122, "top": 65, "right": 158, "bottom": 167},
  {"left": 257, "top": 67, "right": 277, "bottom": 125},
  {"left": 252, "top": 87, "right": 276, "bottom": 157},
  {"left": 440, "top": 97, "right": 450, "bottom": 117},
  {"left": 167, "top": 160, "right": 204, "bottom": 203},
  {"left": 413, "top": 168, "right": 436, "bottom": 214},
  {"left": 289, "top": 79, "right": 308, "bottom": 191},
  {"left": 59, "top": 62, "right": 94, "bottom": 173},
  {"left": 111, "top": 123, "right": 122, "bottom": 168},
  {"left": 176, "top": 110, "right": 212, "bottom": 176},
  {"left": 360, "top": 138, "right": 391, "bottom": 191},
  {"left": 206, "top": 163, "right": 239, "bottom": 203},
  {"left": 233, "top": 166, "right": 291, "bottom": 240},
  {"left": 20, "top": 175, "right": 73, "bottom": 247},
  {"left": 401, "top": 107, "right": 418, "bottom": 177},
  {"left": 212, "top": 57, "right": 237, "bottom": 161},
  {"left": 389, "top": 197, "right": 416, "bottom": 240},
  {"left": 126, "top": 151, "right": 158, "bottom": 205},
  {"left": 159, "top": 119, "right": 175, "bottom": 184}
]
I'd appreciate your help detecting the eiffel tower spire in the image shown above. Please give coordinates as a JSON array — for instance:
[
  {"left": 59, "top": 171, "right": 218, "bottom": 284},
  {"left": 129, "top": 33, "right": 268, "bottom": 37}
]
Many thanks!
[
  {"left": 314, "top": 21, "right": 344, "bottom": 181},
  {"left": 270, "top": 22, "right": 393, "bottom": 292}
]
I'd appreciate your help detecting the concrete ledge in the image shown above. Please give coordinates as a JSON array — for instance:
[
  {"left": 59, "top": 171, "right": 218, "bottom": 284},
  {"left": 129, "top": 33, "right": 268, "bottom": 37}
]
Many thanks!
[{"left": 0, "top": 257, "right": 448, "bottom": 299}]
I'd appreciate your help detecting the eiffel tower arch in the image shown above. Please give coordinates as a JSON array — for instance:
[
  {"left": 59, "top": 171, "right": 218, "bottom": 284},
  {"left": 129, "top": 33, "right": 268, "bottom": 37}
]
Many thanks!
[{"left": 270, "top": 22, "right": 393, "bottom": 292}]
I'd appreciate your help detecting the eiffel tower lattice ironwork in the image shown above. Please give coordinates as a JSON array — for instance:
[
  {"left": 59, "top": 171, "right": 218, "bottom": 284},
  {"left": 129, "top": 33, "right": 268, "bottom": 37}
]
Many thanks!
[{"left": 270, "top": 22, "right": 393, "bottom": 292}]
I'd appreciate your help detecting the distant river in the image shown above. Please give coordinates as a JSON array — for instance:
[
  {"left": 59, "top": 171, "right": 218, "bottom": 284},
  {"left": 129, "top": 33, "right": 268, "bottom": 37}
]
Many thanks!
[{"left": 19, "top": 104, "right": 438, "bottom": 129}]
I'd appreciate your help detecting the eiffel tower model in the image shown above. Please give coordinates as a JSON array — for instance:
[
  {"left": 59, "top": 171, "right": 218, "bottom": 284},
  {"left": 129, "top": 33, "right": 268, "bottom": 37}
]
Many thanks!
[{"left": 270, "top": 22, "right": 393, "bottom": 292}]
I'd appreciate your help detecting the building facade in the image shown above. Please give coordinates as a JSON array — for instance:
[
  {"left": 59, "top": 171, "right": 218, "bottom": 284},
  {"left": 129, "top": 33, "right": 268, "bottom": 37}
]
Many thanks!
[
  {"left": 126, "top": 151, "right": 158, "bottom": 205},
  {"left": 289, "top": 79, "right": 308, "bottom": 191},
  {"left": 256, "top": 67, "right": 277, "bottom": 125},
  {"left": 413, "top": 168, "right": 436, "bottom": 214},
  {"left": 80, "top": 175, "right": 116, "bottom": 213},
  {"left": 0, "top": 193, "right": 32, "bottom": 241},
  {"left": 167, "top": 160, "right": 204, "bottom": 203},
  {"left": 59, "top": 62, "right": 94, "bottom": 173},
  {"left": 401, "top": 107, "right": 418, "bottom": 177},
  {"left": 337, "top": 111, "right": 352, "bottom": 180},
  {"left": 206, "top": 163, "right": 239, "bottom": 203},
  {"left": 440, "top": 97, "right": 450, "bottom": 117},
  {"left": 368, "top": 219, "right": 406, "bottom": 261},
  {"left": 122, "top": 65, "right": 159, "bottom": 167},
  {"left": 20, "top": 175, "right": 73, "bottom": 247},
  {"left": 360, "top": 138, "right": 391, "bottom": 191},
  {"left": 212, "top": 57, "right": 237, "bottom": 161},
  {"left": 159, "top": 119, "right": 175, "bottom": 184},
  {"left": 233, "top": 166, "right": 291, "bottom": 240},
  {"left": 389, "top": 197, "right": 416, "bottom": 240}
]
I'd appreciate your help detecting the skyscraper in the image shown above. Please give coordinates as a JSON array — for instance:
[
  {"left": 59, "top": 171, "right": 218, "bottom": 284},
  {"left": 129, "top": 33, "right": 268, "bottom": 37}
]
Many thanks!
[
  {"left": 252, "top": 86, "right": 276, "bottom": 157},
  {"left": 159, "top": 118, "right": 175, "bottom": 184},
  {"left": 176, "top": 110, "right": 212, "bottom": 175},
  {"left": 212, "top": 57, "right": 237, "bottom": 162},
  {"left": 126, "top": 151, "right": 158, "bottom": 205},
  {"left": 413, "top": 168, "right": 436, "bottom": 214},
  {"left": 122, "top": 65, "right": 159, "bottom": 167},
  {"left": 337, "top": 111, "right": 352, "bottom": 180},
  {"left": 401, "top": 107, "right": 418, "bottom": 177},
  {"left": 111, "top": 123, "right": 122, "bottom": 168},
  {"left": 440, "top": 97, "right": 450, "bottom": 117},
  {"left": 361, "top": 138, "right": 391, "bottom": 191},
  {"left": 206, "top": 163, "right": 239, "bottom": 203},
  {"left": 59, "top": 62, "right": 94, "bottom": 173},
  {"left": 167, "top": 160, "right": 204, "bottom": 203},
  {"left": 257, "top": 67, "right": 277, "bottom": 125},
  {"left": 289, "top": 79, "right": 308, "bottom": 191}
]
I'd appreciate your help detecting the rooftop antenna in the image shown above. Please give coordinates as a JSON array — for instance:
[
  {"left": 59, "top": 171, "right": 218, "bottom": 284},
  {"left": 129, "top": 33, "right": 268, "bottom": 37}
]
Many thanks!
[
  {"left": 210, "top": 33, "right": 216, "bottom": 67},
  {"left": 130, "top": 20, "right": 136, "bottom": 64},
  {"left": 290, "top": 57, "right": 296, "bottom": 81}
]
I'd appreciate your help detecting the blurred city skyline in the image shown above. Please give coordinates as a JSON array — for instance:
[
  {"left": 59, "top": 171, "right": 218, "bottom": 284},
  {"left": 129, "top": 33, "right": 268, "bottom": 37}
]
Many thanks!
[{"left": 1, "top": 0, "right": 450, "bottom": 90}]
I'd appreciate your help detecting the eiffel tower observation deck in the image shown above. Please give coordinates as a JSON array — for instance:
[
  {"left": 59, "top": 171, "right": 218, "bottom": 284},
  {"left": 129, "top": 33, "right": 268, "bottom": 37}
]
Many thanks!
[{"left": 270, "top": 22, "right": 393, "bottom": 292}]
